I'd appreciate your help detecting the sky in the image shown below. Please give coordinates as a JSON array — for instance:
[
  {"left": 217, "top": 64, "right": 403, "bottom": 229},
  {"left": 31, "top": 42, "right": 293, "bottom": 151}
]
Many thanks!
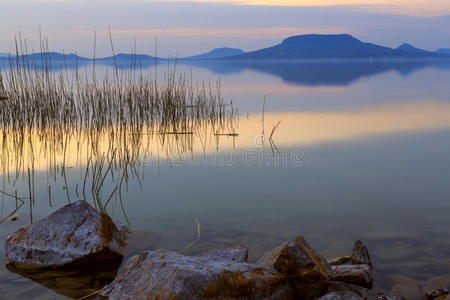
[{"left": 0, "top": 0, "right": 449, "bottom": 57}]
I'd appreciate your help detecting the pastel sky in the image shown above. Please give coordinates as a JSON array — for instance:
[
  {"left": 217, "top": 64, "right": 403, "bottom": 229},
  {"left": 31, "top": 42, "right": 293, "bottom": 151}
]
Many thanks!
[{"left": 0, "top": 0, "right": 449, "bottom": 57}]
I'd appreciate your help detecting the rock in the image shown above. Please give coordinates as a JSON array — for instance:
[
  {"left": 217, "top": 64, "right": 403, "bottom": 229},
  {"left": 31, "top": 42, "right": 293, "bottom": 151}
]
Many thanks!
[
  {"left": 196, "top": 245, "right": 248, "bottom": 262},
  {"left": 331, "top": 264, "right": 373, "bottom": 289},
  {"left": 389, "top": 274, "right": 422, "bottom": 300},
  {"left": 352, "top": 240, "right": 372, "bottom": 266},
  {"left": 99, "top": 250, "right": 295, "bottom": 299},
  {"left": 325, "top": 240, "right": 373, "bottom": 289},
  {"left": 425, "top": 287, "right": 450, "bottom": 300},
  {"left": 328, "top": 256, "right": 351, "bottom": 266},
  {"left": 257, "top": 236, "right": 332, "bottom": 299},
  {"left": 318, "top": 281, "right": 405, "bottom": 300},
  {"left": 423, "top": 276, "right": 450, "bottom": 296},
  {"left": 5, "top": 200, "right": 129, "bottom": 268}
]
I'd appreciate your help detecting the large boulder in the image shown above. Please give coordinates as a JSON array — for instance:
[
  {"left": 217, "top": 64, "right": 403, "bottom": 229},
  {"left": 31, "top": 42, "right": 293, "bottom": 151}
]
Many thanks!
[
  {"left": 318, "top": 281, "right": 405, "bottom": 300},
  {"left": 99, "top": 250, "right": 295, "bottom": 299},
  {"left": 257, "top": 236, "right": 332, "bottom": 299},
  {"left": 5, "top": 200, "right": 130, "bottom": 268}
]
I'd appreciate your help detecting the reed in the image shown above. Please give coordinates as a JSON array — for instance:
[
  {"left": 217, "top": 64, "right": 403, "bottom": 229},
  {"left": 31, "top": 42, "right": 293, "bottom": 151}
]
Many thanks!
[{"left": 0, "top": 35, "right": 238, "bottom": 224}]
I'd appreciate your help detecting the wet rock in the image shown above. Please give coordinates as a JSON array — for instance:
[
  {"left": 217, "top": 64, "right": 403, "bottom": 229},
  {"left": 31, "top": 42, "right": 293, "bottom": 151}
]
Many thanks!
[
  {"left": 352, "top": 240, "right": 372, "bottom": 266},
  {"left": 325, "top": 240, "right": 373, "bottom": 289},
  {"left": 389, "top": 274, "right": 422, "bottom": 300},
  {"left": 318, "top": 281, "right": 405, "bottom": 300},
  {"left": 5, "top": 200, "right": 129, "bottom": 268},
  {"left": 425, "top": 287, "right": 450, "bottom": 300},
  {"left": 331, "top": 264, "right": 373, "bottom": 289},
  {"left": 328, "top": 256, "right": 351, "bottom": 266},
  {"left": 196, "top": 245, "right": 248, "bottom": 262},
  {"left": 99, "top": 250, "right": 295, "bottom": 299},
  {"left": 257, "top": 236, "right": 332, "bottom": 299}
]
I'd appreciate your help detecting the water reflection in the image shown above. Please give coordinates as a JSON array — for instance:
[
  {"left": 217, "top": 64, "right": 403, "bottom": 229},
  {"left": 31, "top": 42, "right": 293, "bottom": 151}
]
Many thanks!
[
  {"left": 6, "top": 258, "right": 122, "bottom": 299},
  {"left": 168, "top": 59, "right": 450, "bottom": 87},
  {"left": 4, "top": 56, "right": 450, "bottom": 87},
  {"left": 0, "top": 58, "right": 237, "bottom": 298},
  {"left": 1, "top": 58, "right": 450, "bottom": 298}
]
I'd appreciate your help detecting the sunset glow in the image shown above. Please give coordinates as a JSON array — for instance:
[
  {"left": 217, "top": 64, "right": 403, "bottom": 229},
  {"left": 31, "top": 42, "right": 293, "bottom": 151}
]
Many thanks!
[{"left": 166, "top": 0, "right": 450, "bottom": 16}]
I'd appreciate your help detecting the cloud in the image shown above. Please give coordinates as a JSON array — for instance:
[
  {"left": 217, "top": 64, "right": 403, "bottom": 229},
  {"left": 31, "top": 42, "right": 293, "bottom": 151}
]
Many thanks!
[
  {"left": 0, "top": 0, "right": 449, "bottom": 56},
  {"left": 136, "top": 0, "right": 450, "bottom": 17},
  {"left": 12, "top": 0, "right": 450, "bottom": 16},
  {"left": 74, "top": 26, "right": 355, "bottom": 38}
]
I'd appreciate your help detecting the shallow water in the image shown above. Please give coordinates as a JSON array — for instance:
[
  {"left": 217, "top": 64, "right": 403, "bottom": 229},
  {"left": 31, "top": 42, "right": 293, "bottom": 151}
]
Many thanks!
[{"left": 1, "top": 59, "right": 450, "bottom": 298}]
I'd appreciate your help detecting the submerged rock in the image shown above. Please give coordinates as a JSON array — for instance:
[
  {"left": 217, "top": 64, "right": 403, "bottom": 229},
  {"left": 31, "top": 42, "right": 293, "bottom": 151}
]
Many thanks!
[
  {"left": 423, "top": 276, "right": 450, "bottom": 297},
  {"left": 389, "top": 274, "right": 422, "bottom": 300},
  {"left": 425, "top": 287, "right": 450, "bottom": 300},
  {"left": 257, "top": 236, "right": 332, "bottom": 299},
  {"left": 5, "top": 200, "right": 130, "bottom": 268},
  {"left": 100, "top": 250, "right": 295, "bottom": 299},
  {"left": 318, "top": 281, "right": 405, "bottom": 300},
  {"left": 196, "top": 245, "right": 248, "bottom": 262}
]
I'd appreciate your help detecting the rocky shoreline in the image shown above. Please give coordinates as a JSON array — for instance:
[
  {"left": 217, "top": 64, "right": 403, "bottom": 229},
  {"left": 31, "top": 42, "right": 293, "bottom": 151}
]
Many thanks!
[{"left": 3, "top": 200, "right": 450, "bottom": 299}]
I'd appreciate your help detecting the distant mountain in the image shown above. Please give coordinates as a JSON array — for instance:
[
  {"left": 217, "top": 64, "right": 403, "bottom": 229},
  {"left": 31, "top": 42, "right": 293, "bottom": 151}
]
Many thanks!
[
  {"left": 97, "top": 53, "right": 158, "bottom": 68},
  {"left": 2, "top": 35, "right": 450, "bottom": 67},
  {"left": 396, "top": 43, "right": 430, "bottom": 54},
  {"left": 0, "top": 53, "right": 12, "bottom": 58},
  {"left": 227, "top": 34, "right": 447, "bottom": 60},
  {"left": 17, "top": 52, "right": 89, "bottom": 61},
  {"left": 184, "top": 47, "right": 245, "bottom": 60},
  {"left": 436, "top": 48, "right": 450, "bottom": 55},
  {"left": 98, "top": 53, "right": 156, "bottom": 61},
  {"left": 0, "top": 52, "right": 91, "bottom": 69}
]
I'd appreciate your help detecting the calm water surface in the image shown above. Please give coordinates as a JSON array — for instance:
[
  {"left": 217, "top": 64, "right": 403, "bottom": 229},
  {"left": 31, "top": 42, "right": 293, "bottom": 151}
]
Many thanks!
[{"left": 1, "top": 59, "right": 450, "bottom": 298}]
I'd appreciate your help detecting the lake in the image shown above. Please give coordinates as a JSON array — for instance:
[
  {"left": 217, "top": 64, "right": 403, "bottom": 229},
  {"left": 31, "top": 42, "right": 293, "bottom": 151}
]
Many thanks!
[{"left": 1, "top": 59, "right": 450, "bottom": 298}]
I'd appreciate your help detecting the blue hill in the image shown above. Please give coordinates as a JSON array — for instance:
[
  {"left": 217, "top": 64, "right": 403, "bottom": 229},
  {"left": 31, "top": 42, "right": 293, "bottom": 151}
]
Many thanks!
[
  {"left": 1, "top": 35, "right": 450, "bottom": 65},
  {"left": 98, "top": 53, "right": 156, "bottom": 61},
  {"left": 436, "top": 48, "right": 450, "bottom": 55},
  {"left": 228, "top": 34, "right": 447, "bottom": 59},
  {"left": 396, "top": 43, "right": 430, "bottom": 54},
  {"left": 16, "top": 52, "right": 89, "bottom": 61},
  {"left": 184, "top": 47, "right": 245, "bottom": 60}
]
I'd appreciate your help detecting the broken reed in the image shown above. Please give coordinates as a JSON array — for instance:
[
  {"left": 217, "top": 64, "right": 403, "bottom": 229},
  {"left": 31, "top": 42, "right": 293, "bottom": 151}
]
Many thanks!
[{"left": 0, "top": 38, "right": 237, "bottom": 221}]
